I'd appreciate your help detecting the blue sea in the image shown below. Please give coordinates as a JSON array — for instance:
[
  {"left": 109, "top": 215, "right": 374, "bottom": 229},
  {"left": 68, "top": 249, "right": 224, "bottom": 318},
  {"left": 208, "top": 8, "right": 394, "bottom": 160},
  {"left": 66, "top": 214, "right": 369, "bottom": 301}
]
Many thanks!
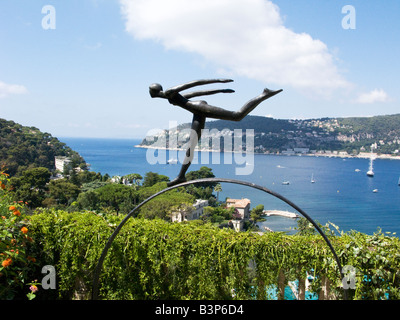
[{"left": 61, "top": 137, "right": 400, "bottom": 236}]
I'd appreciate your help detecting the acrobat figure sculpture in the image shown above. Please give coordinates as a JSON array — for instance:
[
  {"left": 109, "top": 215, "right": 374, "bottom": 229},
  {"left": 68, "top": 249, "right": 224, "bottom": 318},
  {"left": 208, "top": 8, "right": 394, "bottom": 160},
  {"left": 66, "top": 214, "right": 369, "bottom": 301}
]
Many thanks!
[{"left": 149, "top": 79, "right": 282, "bottom": 187}]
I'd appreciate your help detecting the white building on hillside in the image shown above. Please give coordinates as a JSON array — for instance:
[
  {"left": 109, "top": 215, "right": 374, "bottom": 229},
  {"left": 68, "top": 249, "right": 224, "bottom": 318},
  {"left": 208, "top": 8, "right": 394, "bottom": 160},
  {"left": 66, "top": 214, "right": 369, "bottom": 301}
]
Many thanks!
[
  {"left": 55, "top": 156, "right": 71, "bottom": 172},
  {"left": 171, "top": 199, "right": 208, "bottom": 223},
  {"left": 191, "top": 199, "right": 209, "bottom": 220}
]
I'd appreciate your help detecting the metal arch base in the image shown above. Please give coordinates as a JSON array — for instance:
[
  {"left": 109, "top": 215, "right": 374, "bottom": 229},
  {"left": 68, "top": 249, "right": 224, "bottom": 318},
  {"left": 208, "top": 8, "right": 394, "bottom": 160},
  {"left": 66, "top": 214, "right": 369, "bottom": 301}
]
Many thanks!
[{"left": 91, "top": 177, "right": 348, "bottom": 300}]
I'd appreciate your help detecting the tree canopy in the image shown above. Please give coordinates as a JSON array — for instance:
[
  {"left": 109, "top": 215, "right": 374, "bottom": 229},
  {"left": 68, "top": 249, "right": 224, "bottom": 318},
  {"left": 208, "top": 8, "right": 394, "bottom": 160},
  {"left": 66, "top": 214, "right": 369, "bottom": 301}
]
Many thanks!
[{"left": 0, "top": 118, "right": 86, "bottom": 176}]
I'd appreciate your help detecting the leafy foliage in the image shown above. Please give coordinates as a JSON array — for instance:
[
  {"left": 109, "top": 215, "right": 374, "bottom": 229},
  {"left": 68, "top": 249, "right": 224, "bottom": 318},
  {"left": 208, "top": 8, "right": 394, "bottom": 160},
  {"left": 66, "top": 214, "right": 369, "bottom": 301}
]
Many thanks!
[
  {"left": 0, "top": 170, "right": 39, "bottom": 300},
  {"left": 184, "top": 166, "right": 217, "bottom": 203},
  {"left": 9, "top": 167, "right": 51, "bottom": 208},
  {"left": 142, "top": 172, "right": 169, "bottom": 187},
  {"left": 2, "top": 117, "right": 400, "bottom": 300},
  {"left": 24, "top": 209, "right": 400, "bottom": 300},
  {"left": 0, "top": 118, "right": 86, "bottom": 176},
  {"left": 250, "top": 204, "right": 265, "bottom": 223}
]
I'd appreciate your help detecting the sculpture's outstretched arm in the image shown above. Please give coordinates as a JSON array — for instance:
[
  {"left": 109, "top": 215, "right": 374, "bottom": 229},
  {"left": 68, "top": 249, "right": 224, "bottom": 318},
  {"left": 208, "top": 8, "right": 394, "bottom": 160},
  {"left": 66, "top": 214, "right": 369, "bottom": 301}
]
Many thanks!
[
  {"left": 182, "top": 89, "right": 235, "bottom": 99},
  {"left": 164, "top": 79, "right": 233, "bottom": 97}
]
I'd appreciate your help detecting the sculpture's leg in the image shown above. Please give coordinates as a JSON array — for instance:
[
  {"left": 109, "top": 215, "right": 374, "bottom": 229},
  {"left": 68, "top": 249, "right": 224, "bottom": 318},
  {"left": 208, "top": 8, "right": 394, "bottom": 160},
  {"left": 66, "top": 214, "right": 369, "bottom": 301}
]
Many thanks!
[
  {"left": 167, "top": 114, "right": 206, "bottom": 187},
  {"left": 204, "top": 88, "right": 282, "bottom": 121},
  {"left": 235, "top": 88, "right": 282, "bottom": 121}
]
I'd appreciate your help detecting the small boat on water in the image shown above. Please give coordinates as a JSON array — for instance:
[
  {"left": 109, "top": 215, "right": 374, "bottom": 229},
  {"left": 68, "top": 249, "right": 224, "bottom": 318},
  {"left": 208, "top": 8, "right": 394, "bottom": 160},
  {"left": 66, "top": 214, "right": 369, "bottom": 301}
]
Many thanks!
[
  {"left": 311, "top": 173, "right": 316, "bottom": 183},
  {"left": 367, "top": 147, "right": 375, "bottom": 177},
  {"left": 282, "top": 181, "right": 290, "bottom": 185},
  {"left": 167, "top": 158, "right": 178, "bottom": 164},
  {"left": 373, "top": 189, "right": 378, "bottom": 193},
  {"left": 367, "top": 156, "right": 374, "bottom": 176},
  {"left": 367, "top": 157, "right": 374, "bottom": 177}
]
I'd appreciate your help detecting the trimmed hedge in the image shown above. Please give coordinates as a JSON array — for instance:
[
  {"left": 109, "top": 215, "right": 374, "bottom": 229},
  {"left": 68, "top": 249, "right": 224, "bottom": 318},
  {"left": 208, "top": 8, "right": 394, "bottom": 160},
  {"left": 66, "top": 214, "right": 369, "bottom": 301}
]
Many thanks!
[{"left": 27, "top": 210, "right": 400, "bottom": 300}]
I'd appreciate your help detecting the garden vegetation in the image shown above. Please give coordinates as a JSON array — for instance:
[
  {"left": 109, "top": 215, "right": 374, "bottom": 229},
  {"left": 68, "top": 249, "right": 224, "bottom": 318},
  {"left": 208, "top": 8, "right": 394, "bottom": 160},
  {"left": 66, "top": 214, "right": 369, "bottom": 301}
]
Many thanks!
[
  {"left": 1, "top": 168, "right": 399, "bottom": 300},
  {"left": 1, "top": 119, "right": 399, "bottom": 300}
]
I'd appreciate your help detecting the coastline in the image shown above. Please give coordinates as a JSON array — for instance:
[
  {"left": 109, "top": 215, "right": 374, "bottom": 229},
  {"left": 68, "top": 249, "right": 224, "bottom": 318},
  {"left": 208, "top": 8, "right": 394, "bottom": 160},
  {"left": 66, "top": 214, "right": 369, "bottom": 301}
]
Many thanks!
[
  {"left": 304, "top": 152, "right": 400, "bottom": 161},
  {"left": 134, "top": 144, "right": 400, "bottom": 161}
]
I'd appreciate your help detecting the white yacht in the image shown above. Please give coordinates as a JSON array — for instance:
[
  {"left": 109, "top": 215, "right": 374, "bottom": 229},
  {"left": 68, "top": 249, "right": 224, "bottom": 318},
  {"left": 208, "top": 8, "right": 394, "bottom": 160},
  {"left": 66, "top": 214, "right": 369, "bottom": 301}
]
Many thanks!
[
  {"left": 367, "top": 146, "right": 375, "bottom": 177},
  {"left": 167, "top": 158, "right": 178, "bottom": 164},
  {"left": 367, "top": 157, "right": 374, "bottom": 177}
]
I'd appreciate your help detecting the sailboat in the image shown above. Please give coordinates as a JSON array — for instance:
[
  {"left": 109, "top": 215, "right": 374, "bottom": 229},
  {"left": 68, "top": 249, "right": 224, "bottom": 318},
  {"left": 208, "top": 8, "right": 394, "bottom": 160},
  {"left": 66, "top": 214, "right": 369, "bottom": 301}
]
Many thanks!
[
  {"left": 367, "top": 146, "right": 375, "bottom": 177},
  {"left": 167, "top": 158, "right": 178, "bottom": 164},
  {"left": 311, "top": 173, "right": 316, "bottom": 183},
  {"left": 398, "top": 176, "right": 400, "bottom": 186},
  {"left": 366, "top": 157, "right": 374, "bottom": 177}
]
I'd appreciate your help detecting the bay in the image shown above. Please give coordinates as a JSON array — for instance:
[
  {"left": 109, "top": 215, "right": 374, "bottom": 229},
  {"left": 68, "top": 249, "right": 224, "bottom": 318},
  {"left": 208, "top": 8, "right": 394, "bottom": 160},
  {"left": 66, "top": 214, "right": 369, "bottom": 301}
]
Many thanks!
[{"left": 61, "top": 137, "right": 400, "bottom": 236}]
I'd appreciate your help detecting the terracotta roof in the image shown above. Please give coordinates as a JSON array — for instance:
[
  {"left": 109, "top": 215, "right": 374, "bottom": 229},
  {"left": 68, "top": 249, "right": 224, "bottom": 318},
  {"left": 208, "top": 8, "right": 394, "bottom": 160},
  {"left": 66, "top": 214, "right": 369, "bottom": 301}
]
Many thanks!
[{"left": 226, "top": 198, "right": 251, "bottom": 208}]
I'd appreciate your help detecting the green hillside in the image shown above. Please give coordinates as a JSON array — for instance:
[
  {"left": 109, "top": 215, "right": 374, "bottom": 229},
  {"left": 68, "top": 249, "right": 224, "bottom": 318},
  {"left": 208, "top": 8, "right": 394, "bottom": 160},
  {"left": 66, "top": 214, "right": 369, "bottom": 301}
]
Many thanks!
[
  {"left": 204, "top": 115, "right": 297, "bottom": 133},
  {"left": 0, "top": 118, "right": 86, "bottom": 176},
  {"left": 140, "top": 114, "right": 400, "bottom": 155}
]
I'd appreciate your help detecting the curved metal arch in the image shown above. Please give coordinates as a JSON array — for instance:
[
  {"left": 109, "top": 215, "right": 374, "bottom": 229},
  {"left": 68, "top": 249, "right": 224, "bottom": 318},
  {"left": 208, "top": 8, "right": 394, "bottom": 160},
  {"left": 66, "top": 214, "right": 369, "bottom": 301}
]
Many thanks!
[{"left": 92, "top": 178, "right": 347, "bottom": 300}]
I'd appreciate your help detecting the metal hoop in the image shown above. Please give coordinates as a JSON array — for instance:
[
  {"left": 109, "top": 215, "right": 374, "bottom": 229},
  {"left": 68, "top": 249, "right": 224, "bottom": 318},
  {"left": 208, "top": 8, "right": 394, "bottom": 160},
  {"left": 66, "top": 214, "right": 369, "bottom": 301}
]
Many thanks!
[{"left": 92, "top": 178, "right": 347, "bottom": 300}]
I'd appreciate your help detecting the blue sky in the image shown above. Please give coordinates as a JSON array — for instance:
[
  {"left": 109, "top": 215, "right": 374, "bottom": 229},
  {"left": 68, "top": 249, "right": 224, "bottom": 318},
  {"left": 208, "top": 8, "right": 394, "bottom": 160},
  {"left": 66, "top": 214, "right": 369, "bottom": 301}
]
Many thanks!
[{"left": 0, "top": 0, "right": 398, "bottom": 139}]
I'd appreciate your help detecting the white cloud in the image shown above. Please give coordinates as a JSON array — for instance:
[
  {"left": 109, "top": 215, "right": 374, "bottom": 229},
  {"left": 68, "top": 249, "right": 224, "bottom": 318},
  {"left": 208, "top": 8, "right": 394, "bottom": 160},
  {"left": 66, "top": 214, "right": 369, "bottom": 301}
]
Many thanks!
[
  {"left": 355, "top": 89, "right": 390, "bottom": 104},
  {"left": 0, "top": 81, "right": 27, "bottom": 98},
  {"left": 119, "top": 0, "right": 349, "bottom": 97}
]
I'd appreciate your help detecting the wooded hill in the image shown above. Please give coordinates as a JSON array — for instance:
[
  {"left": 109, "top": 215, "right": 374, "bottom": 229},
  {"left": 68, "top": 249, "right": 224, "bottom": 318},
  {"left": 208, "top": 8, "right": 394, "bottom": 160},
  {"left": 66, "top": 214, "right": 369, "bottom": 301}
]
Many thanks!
[
  {"left": 0, "top": 118, "right": 86, "bottom": 176},
  {"left": 140, "top": 114, "right": 400, "bottom": 155}
]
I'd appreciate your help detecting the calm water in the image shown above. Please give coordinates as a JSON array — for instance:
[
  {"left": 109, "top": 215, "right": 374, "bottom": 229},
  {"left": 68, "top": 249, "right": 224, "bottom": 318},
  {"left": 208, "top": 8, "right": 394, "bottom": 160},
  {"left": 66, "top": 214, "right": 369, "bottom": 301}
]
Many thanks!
[{"left": 61, "top": 137, "right": 400, "bottom": 236}]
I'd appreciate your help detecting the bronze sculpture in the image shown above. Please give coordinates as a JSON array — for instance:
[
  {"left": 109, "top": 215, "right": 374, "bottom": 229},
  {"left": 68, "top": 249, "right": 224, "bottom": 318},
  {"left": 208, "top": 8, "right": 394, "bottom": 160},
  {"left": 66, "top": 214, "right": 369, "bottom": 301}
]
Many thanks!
[
  {"left": 93, "top": 82, "right": 348, "bottom": 300},
  {"left": 149, "top": 79, "right": 282, "bottom": 186}
]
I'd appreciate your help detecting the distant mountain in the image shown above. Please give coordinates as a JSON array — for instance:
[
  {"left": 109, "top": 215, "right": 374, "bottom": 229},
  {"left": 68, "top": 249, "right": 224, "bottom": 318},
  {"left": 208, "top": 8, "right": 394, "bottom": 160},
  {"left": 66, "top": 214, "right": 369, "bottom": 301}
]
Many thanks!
[
  {"left": 139, "top": 114, "right": 400, "bottom": 156},
  {"left": 0, "top": 118, "right": 86, "bottom": 176}
]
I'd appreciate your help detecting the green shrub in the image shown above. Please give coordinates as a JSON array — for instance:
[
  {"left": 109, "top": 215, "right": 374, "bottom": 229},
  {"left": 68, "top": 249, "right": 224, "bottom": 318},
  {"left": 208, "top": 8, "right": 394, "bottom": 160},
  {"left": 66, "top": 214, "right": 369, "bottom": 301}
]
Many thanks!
[
  {"left": 0, "top": 170, "right": 40, "bottom": 300},
  {"left": 26, "top": 209, "right": 400, "bottom": 300}
]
